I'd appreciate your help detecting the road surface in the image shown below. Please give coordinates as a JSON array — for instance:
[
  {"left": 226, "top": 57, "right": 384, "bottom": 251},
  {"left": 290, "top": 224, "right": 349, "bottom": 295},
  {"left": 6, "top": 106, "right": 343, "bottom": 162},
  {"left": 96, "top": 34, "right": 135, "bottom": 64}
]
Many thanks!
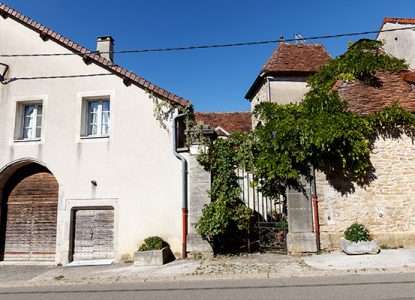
[{"left": 0, "top": 272, "right": 414, "bottom": 299}]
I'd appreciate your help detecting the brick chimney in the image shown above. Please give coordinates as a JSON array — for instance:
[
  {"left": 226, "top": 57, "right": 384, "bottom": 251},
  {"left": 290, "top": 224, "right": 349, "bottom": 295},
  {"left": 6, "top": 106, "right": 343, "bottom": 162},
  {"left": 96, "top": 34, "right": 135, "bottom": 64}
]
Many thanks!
[{"left": 96, "top": 36, "right": 115, "bottom": 62}]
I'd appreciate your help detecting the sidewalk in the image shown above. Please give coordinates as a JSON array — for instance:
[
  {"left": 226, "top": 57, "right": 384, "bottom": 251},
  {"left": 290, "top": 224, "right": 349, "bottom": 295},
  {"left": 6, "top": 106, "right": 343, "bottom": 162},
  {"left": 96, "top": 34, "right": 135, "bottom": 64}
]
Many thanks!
[{"left": 0, "top": 249, "right": 415, "bottom": 287}]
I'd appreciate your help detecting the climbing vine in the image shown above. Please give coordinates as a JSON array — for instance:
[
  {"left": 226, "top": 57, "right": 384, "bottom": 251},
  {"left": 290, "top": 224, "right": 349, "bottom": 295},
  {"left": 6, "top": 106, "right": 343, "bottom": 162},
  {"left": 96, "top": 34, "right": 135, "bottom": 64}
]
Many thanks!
[
  {"left": 195, "top": 132, "right": 254, "bottom": 253},
  {"left": 195, "top": 39, "right": 414, "bottom": 252},
  {"left": 150, "top": 91, "right": 205, "bottom": 146}
]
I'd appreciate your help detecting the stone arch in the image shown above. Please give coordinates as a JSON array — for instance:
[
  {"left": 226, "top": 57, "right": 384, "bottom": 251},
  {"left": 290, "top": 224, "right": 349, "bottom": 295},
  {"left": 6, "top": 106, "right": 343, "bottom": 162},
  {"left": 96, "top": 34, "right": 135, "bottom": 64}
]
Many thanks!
[{"left": 0, "top": 159, "right": 59, "bottom": 261}]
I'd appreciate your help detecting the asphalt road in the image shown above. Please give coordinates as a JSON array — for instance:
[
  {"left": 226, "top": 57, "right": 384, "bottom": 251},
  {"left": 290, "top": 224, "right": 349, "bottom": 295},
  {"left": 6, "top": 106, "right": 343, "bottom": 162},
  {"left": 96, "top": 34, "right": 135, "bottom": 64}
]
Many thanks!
[{"left": 0, "top": 272, "right": 414, "bottom": 300}]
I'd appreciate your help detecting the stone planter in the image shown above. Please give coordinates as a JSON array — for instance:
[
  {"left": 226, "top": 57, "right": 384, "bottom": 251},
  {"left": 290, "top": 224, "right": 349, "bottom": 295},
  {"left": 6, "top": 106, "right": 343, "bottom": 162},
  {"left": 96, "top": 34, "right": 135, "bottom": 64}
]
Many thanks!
[
  {"left": 340, "top": 237, "right": 379, "bottom": 255},
  {"left": 133, "top": 246, "right": 174, "bottom": 266}
]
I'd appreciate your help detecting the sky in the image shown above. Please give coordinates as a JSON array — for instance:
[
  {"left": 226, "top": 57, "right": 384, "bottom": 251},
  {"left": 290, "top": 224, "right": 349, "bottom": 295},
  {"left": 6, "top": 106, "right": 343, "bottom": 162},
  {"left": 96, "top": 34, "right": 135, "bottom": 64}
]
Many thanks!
[{"left": 1, "top": 0, "right": 414, "bottom": 112}]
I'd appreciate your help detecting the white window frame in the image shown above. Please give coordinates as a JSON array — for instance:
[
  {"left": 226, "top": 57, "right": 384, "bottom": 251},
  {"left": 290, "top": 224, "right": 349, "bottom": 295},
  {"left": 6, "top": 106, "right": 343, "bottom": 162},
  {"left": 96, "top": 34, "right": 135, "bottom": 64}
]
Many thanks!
[
  {"left": 83, "top": 99, "right": 110, "bottom": 137},
  {"left": 18, "top": 103, "right": 43, "bottom": 140}
]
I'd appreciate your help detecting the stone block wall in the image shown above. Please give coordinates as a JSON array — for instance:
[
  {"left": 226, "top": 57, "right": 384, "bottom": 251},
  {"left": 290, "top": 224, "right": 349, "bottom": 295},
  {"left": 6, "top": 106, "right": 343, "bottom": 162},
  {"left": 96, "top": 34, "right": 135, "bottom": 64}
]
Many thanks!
[
  {"left": 186, "top": 152, "right": 213, "bottom": 257},
  {"left": 317, "top": 135, "right": 415, "bottom": 249}
]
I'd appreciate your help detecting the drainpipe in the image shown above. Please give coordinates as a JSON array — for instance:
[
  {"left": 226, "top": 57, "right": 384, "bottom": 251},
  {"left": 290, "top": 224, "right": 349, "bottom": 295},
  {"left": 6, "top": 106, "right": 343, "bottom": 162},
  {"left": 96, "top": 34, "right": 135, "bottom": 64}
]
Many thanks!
[
  {"left": 266, "top": 76, "right": 272, "bottom": 102},
  {"left": 310, "top": 165, "right": 320, "bottom": 252},
  {"left": 172, "top": 112, "right": 188, "bottom": 259}
]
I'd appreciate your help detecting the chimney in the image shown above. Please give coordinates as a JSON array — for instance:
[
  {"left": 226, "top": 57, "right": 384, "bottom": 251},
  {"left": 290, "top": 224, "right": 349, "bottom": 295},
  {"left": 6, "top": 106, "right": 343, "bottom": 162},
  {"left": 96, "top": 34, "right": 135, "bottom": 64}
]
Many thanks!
[{"left": 96, "top": 36, "right": 115, "bottom": 62}]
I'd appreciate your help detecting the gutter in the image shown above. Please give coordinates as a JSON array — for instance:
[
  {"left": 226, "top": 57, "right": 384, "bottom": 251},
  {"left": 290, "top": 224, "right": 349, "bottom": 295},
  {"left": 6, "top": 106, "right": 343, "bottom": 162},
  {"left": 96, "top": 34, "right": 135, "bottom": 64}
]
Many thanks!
[{"left": 172, "top": 112, "right": 188, "bottom": 259}]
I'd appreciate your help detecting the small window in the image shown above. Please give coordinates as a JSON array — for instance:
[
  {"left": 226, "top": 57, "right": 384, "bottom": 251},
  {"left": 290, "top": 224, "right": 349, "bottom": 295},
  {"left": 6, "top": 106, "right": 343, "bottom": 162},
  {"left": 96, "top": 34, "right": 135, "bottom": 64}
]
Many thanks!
[
  {"left": 17, "top": 103, "right": 43, "bottom": 140},
  {"left": 83, "top": 99, "right": 110, "bottom": 137}
]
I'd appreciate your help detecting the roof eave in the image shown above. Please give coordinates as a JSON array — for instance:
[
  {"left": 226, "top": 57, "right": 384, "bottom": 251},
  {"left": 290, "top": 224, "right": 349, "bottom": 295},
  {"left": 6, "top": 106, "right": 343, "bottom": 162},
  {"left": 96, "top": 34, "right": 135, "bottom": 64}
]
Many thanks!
[
  {"left": 245, "top": 74, "right": 264, "bottom": 101},
  {"left": 245, "top": 70, "right": 316, "bottom": 100}
]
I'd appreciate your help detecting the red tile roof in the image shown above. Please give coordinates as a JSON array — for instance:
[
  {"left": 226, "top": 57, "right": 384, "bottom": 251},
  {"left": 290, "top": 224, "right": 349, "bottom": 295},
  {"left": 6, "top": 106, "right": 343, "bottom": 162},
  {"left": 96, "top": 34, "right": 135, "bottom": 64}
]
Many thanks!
[
  {"left": 382, "top": 17, "right": 415, "bottom": 25},
  {"left": 195, "top": 112, "right": 251, "bottom": 136},
  {"left": 262, "top": 43, "right": 331, "bottom": 74},
  {"left": 246, "top": 43, "right": 330, "bottom": 100},
  {"left": 0, "top": 3, "right": 189, "bottom": 107},
  {"left": 336, "top": 72, "right": 415, "bottom": 115}
]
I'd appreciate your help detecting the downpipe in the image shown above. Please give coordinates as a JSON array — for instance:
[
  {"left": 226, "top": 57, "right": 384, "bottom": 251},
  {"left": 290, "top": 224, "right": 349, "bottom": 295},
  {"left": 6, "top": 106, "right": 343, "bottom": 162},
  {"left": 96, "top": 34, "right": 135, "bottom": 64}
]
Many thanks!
[
  {"left": 172, "top": 112, "right": 188, "bottom": 259},
  {"left": 310, "top": 165, "right": 320, "bottom": 252}
]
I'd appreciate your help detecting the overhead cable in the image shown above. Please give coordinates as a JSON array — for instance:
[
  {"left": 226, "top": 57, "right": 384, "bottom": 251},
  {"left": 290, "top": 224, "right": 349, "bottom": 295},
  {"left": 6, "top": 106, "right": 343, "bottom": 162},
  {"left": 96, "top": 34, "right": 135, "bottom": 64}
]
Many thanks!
[{"left": 0, "top": 26, "right": 414, "bottom": 58}]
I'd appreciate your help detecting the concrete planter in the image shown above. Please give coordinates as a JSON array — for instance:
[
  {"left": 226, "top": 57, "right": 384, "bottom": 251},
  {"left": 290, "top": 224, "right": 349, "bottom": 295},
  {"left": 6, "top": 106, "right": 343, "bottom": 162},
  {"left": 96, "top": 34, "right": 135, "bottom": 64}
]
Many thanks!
[
  {"left": 133, "top": 246, "right": 174, "bottom": 266},
  {"left": 340, "top": 237, "right": 379, "bottom": 255}
]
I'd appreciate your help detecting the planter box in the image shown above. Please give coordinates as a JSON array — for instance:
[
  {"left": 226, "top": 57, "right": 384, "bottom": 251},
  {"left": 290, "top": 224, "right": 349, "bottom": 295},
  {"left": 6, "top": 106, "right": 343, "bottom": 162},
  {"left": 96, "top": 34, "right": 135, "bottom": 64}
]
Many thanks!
[
  {"left": 340, "top": 237, "right": 379, "bottom": 255},
  {"left": 133, "top": 246, "right": 173, "bottom": 266}
]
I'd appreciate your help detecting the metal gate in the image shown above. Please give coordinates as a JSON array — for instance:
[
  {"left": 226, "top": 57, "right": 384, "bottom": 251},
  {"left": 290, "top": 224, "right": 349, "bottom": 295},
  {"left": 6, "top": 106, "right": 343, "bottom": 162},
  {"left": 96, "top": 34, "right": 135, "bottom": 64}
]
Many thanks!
[{"left": 237, "top": 169, "right": 287, "bottom": 253}]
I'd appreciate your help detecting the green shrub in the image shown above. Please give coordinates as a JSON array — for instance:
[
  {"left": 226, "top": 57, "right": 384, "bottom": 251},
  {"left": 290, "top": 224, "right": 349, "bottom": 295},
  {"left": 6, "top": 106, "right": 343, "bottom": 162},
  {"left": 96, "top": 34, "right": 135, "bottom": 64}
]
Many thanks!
[
  {"left": 275, "top": 218, "right": 288, "bottom": 231},
  {"left": 138, "top": 236, "right": 167, "bottom": 251},
  {"left": 344, "top": 223, "right": 370, "bottom": 242}
]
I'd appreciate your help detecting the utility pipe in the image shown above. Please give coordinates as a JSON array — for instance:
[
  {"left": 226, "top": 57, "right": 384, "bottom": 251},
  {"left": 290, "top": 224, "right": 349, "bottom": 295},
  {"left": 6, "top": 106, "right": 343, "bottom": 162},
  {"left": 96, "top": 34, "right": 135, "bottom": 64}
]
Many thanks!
[
  {"left": 172, "top": 112, "right": 188, "bottom": 259},
  {"left": 310, "top": 165, "right": 320, "bottom": 252},
  {"left": 266, "top": 76, "right": 272, "bottom": 102}
]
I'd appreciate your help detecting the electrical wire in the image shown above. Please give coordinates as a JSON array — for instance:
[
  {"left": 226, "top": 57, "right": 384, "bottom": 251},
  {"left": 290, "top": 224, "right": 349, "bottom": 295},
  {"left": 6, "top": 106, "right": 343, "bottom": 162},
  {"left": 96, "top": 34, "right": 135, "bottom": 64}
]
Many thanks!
[
  {"left": 1, "top": 25, "right": 414, "bottom": 83},
  {"left": 2, "top": 73, "right": 114, "bottom": 84},
  {"left": 0, "top": 26, "right": 414, "bottom": 58}
]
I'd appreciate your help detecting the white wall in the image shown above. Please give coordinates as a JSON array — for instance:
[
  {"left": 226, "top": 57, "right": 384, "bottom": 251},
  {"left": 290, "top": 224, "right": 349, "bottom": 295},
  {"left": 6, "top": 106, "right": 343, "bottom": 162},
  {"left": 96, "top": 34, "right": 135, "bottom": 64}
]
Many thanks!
[
  {"left": 378, "top": 22, "right": 415, "bottom": 69},
  {"left": 0, "top": 16, "right": 183, "bottom": 263},
  {"left": 269, "top": 77, "right": 309, "bottom": 105}
]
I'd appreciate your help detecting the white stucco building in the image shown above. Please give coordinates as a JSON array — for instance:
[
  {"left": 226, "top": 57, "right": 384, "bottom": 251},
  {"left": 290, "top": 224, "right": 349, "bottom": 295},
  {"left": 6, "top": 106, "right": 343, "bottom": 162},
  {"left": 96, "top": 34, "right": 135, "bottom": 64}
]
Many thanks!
[
  {"left": 0, "top": 3, "right": 194, "bottom": 264},
  {"left": 377, "top": 17, "right": 415, "bottom": 69}
]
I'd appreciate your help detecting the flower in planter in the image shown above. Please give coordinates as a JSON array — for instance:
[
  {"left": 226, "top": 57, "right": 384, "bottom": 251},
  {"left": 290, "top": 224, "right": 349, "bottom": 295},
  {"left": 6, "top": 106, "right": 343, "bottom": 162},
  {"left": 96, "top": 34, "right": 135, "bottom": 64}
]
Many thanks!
[
  {"left": 135, "top": 236, "right": 174, "bottom": 266},
  {"left": 341, "top": 223, "right": 379, "bottom": 255},
  {"left": 138, "top": 236, "right": 168, "bottom": 251},
  {"left": 344, "top": 223, "right": 370, "bottom": 242}
]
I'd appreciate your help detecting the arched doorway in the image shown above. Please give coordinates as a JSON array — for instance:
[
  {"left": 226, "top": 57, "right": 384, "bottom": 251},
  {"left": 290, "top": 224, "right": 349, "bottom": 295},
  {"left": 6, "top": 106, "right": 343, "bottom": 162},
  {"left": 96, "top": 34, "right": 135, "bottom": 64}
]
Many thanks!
[{"left": 0, "top": 163, "right": 59, "bottom": 262}]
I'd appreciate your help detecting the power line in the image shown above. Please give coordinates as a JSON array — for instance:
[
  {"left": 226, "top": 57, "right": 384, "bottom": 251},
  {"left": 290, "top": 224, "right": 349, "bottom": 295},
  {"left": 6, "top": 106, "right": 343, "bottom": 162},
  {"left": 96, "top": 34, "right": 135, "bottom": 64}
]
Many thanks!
[
  {"left": 0, "top": 26, "right": 414, "bottom": 58},
  {"left": 1, "top": 73, "right": 114, "bottom": 84}
]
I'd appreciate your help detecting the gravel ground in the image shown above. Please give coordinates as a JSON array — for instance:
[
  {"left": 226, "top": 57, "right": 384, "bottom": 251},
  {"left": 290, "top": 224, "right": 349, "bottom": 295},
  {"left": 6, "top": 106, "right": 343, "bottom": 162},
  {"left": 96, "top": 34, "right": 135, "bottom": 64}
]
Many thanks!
[
  {"left": 192, "top": 253, "right": 314, "bottom": 276},
  {"left": 2, "top": 250, "right": 415, "bottom": 287}
]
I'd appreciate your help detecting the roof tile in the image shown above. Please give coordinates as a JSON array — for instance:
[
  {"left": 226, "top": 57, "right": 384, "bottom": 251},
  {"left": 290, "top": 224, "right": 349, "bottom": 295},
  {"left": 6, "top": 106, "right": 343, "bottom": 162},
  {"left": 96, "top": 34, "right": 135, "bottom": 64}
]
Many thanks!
[
  {"left": 382, "top": 17, "right": 415, "bottom": 25},
  {"left": 336, "top": 72, "right": 415, "bottom": 114},
  {"left": 195, "top": 111, "right": 252, "bottom": 136},
  {"left": 262, "top": 43, "right": 330, "bottom": 73}
]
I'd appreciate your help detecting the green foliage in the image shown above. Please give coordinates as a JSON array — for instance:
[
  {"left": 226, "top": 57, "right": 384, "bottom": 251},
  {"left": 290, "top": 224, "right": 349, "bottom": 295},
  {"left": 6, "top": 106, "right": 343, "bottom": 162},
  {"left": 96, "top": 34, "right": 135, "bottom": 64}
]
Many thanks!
[
  {"left": 195, "top": 133, "right": 254, "bottom": 253},
  {"left": 138, "top": 236, "right": 167, "bottom": 251},
  {"left": 196, "top": 39, "right": 413, "bottom": 253},
  {"left": 344, "top": 223, "right": 370, "bottom": 242},
  {"left": 252, "top": 39, "right": 411, "bottom": 196},
  {"left": 274, "top": 218, "right": 288, "bottom": 231}
]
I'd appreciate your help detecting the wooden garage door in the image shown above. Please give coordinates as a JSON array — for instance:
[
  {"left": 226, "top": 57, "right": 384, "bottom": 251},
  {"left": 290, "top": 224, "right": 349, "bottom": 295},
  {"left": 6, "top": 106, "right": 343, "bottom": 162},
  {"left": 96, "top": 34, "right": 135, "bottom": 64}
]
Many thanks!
[
  {"left": 73, "top": 209, "right": 114, "bottom": 261},
  {"left": 2, "top": 171, "right": 58, "bottom": 261}
]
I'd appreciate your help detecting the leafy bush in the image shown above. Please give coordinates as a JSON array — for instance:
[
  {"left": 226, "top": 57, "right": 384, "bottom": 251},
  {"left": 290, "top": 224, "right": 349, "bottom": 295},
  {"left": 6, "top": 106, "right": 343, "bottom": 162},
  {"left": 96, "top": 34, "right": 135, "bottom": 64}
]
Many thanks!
[
  {"left": 344, "top": 223, "right": 370, "bottom": 242},
  {"left": 138, "top": 236, "right": 167, "bottom": 251},
  {"left": 275, "top": 218, "right": 288, "bottom": 231}
]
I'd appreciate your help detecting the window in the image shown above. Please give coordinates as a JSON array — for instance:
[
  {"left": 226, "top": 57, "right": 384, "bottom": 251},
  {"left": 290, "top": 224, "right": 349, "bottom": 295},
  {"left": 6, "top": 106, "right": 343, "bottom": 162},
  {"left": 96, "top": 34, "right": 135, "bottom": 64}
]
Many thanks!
[
  {"left": 20, "top": 103, "right": 42, "bottom": 140},
  {"left": 85, "top": 99, "right": 110, "bottom": 136}
]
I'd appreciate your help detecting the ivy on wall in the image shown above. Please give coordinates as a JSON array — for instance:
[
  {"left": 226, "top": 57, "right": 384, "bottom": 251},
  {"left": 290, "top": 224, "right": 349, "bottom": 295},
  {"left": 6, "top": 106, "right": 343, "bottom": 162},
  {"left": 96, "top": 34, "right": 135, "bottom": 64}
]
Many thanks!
[{"left": 195, "top": 39, "right": 414, "bottom": 253}]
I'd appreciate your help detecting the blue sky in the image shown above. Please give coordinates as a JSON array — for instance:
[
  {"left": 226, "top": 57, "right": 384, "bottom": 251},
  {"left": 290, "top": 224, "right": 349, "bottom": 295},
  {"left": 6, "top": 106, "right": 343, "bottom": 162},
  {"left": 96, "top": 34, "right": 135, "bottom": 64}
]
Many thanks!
[{"left": 1, "top": 0, "right": 414, "bottom": 112}]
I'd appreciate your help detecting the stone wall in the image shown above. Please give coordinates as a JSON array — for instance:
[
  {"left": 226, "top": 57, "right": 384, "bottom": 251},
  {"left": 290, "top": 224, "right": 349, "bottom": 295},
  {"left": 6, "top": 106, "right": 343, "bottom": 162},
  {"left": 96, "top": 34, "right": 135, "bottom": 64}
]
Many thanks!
[
  {"left": 186, "top": 151, "right": 213, "bottom": 257},
  {"left": 317, "top": 135, "right": 415, "bottom": 249},
  {"left": 251, "top": 81, "right": 269, "bottom": 111}
]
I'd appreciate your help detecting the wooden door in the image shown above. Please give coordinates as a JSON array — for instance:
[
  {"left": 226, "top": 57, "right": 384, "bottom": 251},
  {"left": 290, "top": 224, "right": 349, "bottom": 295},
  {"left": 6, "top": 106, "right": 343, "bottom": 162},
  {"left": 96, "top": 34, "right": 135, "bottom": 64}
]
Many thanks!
[
  {"left": 73, "top": 209, "right": 114, "bottom": 261},
  {"left": 2, "top": 171, "right": 58, "bottom": 261}
]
